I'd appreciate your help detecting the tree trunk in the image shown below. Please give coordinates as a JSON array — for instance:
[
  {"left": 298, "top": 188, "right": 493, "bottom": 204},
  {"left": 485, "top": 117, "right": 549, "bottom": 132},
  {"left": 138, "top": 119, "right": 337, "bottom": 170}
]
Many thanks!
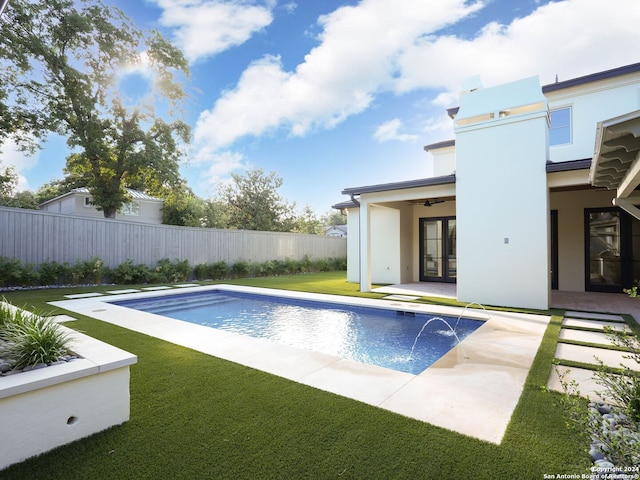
[{"left": 103, "top": 208, "right": 116, "bottom": 219}]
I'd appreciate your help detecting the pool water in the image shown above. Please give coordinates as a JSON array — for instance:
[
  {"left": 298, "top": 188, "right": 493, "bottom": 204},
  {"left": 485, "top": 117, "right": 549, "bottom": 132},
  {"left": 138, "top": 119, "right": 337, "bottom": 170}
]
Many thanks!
[{"left": 114, "top": 291, "right": 483, "bottom": 375}]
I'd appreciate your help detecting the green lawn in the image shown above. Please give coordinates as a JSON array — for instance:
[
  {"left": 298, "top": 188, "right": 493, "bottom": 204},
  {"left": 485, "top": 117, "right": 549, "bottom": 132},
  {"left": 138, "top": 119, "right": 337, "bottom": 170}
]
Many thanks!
[{"left": 0, "top": 273, "right": 588, "bottom": 479}]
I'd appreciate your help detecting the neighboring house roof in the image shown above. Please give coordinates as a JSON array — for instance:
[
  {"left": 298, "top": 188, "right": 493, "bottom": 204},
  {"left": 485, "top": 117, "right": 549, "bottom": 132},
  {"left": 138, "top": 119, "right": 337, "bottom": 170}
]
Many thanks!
[
  {"left": 324, "top": 225, "right": 347, "bottom": 235},
  {"left": 39, "top": 187, "right": 163, "bottom": 207}
]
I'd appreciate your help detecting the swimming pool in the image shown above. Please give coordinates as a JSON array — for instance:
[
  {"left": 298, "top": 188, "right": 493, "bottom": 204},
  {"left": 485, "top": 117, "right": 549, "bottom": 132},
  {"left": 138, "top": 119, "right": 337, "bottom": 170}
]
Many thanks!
[{"left": 114, "top": 290, "right": 483, "bottom": 375}]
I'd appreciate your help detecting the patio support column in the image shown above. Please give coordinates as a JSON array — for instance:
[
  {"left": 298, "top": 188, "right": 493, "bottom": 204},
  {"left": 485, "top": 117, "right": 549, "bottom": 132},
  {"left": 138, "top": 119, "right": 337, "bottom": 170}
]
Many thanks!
[{"left": 359, "top": 197, "right": 372, "bottom": 292}]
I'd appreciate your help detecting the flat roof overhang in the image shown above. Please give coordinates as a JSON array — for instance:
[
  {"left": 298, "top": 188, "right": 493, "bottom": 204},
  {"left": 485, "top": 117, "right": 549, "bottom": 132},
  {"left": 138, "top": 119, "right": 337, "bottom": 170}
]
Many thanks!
[
  {"left": 333, "top": 159, "right": 597, "bottom": 209},
  {"left": 590, "top": 110, "right": 640, "bottom": 197}
]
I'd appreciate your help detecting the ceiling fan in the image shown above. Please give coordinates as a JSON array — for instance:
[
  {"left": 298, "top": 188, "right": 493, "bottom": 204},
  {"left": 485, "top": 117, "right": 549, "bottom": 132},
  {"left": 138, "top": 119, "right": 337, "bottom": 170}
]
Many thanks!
[{"left": 423, "top": 198, "right": 445, "bottom": 207}]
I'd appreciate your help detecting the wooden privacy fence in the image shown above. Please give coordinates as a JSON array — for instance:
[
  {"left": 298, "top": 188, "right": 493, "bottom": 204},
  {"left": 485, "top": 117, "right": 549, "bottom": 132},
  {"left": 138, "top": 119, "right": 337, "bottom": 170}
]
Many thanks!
[{"left": 0, "top": 207, "right": 346, "bottom": 269}]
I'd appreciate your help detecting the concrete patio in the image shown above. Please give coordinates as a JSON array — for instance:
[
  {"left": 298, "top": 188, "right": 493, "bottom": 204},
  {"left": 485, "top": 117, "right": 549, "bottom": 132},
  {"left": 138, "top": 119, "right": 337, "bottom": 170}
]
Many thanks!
[
  {"left": 373, "top": 283, "right": 640, "bottom": 323},
  {"left": 375, "top": 282, "right": 640, "bottom": 401}
]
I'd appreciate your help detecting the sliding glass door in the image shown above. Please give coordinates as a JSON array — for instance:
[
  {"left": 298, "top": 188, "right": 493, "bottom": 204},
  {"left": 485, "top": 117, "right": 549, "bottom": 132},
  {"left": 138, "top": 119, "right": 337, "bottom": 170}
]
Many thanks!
[{"left": 585, "top": 208, "right": 640, "bottom": 292}]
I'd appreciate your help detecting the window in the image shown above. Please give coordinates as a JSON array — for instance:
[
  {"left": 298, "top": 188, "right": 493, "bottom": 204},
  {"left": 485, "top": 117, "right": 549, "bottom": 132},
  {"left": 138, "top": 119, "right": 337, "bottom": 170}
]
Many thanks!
[
  {"left": 549, "top": 106, "right": 571, "bottom": 146},
  {"left": 120, "top": 202, "right": 140, "bottom": 216},
  {"left": 83, "top": 197, "right": 92, "bottom": 208}
]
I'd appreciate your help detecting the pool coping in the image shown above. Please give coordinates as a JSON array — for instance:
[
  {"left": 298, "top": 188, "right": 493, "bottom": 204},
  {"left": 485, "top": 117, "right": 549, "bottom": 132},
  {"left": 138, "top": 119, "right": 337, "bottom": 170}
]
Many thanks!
[{"left": 49, "top": 284, "right": 551, "bottom": 444}]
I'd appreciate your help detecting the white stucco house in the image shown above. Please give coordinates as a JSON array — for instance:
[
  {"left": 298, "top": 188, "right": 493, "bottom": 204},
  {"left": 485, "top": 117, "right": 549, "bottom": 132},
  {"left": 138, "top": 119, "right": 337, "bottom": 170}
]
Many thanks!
[
  {"left": 334, "top": 63, "right": 640, "bottom": 310},
  {"left": 39, "top": 187, "right": 164, "bottom": 224}
]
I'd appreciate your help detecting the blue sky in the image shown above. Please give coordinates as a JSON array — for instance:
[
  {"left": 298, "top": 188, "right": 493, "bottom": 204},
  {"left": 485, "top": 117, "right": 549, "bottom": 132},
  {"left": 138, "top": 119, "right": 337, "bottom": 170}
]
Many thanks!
[{"left": 3, "top": 0, "right": 640, "bottom": 214}]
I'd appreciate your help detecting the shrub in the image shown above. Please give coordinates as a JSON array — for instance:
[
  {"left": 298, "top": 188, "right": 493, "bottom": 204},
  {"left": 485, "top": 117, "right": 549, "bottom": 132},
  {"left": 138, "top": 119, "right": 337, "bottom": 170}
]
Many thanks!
[
  {"left": 313, "top": 258, "right": 331, "bottom": 272},
  {"left": 111, "top": 259, "right": 150, "bottom": 284},
  {"left": 152, "top": 258, "right": 191, "bottom": 283},
  {"left": 556, "top": 327, "right": 640, "bottom": 467},
  {"left": 330, "top": 257, "right": 347, "bottom": 271},
  {"left": 194, "top": 263, "right": 209, "bottom": 280},
  {"left": 299, "top": 255, "right": 313, "bottom": 273},
  {"left": 231, "top": 261, "right": 250, "bottom": 278},
  {"left": 0, "top": 303, "right": 72, "bottom": 369},
  {"left": 272, "top": 259, "right": 288, "bottom": 275},
  {"left": 38, "top": 261, "right": 66, "bottom": 285},
  {"left": 208, "top": 261, "right": 229, "bottom": 280},
  {"left": 0, "top": 257, "right": 26, "bottom": 287},
  {"left": 283, "top": 258, "right": 300, "bottom": 274}
]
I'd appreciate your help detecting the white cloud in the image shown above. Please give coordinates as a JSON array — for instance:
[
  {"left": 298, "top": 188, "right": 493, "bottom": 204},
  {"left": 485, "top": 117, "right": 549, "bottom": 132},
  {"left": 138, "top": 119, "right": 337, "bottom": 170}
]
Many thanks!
[
  {"left": 282, "top": 2, "right": 297, "bottom": 14},
  {"left": 192, "top": 149, "right": 247, "bottom": 193},
  {"left": 154, "top": 0, "right": 273, "bottom": 63},
  {"left": 193, "top": 0, "right": 640, "bottom": 162},
  {"left": 0, "top": 138, "right": 40, "bottom": 191},
  {"left": 194, "top": 0, "right": 482, "bottom": 151},
  {"left": 374, "top": 119, "right": 418, "bottom": 143},
  {"left": 394, "top": 0, "right": 640, "bottom": 93}
]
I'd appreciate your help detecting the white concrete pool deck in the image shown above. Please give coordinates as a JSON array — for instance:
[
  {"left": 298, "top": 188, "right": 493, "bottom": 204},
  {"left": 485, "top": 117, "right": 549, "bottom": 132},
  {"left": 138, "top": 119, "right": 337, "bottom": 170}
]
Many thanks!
[{"left": 50, "top": 285, "right": 551, "bottom": 445}]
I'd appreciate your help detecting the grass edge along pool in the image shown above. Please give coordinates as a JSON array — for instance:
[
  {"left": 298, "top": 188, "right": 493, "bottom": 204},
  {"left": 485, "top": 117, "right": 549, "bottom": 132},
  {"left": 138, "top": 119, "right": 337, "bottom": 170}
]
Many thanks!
[{"left": 114, "top": 290, "right": 484, "bottom": 375}]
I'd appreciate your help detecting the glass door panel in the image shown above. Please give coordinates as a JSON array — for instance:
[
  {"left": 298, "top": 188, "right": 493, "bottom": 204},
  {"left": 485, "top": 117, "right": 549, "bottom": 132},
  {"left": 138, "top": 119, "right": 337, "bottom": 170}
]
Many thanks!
[
  {"left": 420, "top": 217, "right": 455, "bottom": 282},
  {"left": 423, "top": 219, "right": 443, "bottom": 279},
  {"left": 633, "top": 217, "right": 640, "bottom": 283},
  {"left": 587, "top": 210, "right": 622, "bottom": 289},
  {"left": 447, "top": 219, "right": 456, "bottom": 279}
]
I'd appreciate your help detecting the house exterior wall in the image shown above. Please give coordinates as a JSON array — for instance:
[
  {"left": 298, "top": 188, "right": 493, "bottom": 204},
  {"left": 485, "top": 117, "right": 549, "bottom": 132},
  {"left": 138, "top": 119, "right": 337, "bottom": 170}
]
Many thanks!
[
  {"left": 40, "top": 193, "right": 163, "bottom": 224},
  {"left": 347, "top": 182, "right": 456, "bottom": 289},
  {"left": 547, "top": 76, "right": 640, "bottom": 163},
  {"left": 550, "top": 188, "right": 623, "bottom": 291},
  {"left": 432, "top": 145, "right": 456, "bottom": 176},
  {"left": 370, "top": 205, "right": 401, "bottom": 284},
  {"left": 341, "top": 63, "right": 640, "bottom": 304},
  {"left": 346, "top": 208, "right": 360, "bottom": 282},
  {"left": 455, "top": 76, "right": 550, "bottom": 309}
]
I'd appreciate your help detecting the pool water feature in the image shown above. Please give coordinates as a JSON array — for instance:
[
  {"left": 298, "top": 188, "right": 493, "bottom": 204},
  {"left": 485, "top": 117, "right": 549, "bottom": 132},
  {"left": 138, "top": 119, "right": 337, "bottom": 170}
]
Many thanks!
[{"left": 114, "top": 291, "right": 483, "bottom": 375}]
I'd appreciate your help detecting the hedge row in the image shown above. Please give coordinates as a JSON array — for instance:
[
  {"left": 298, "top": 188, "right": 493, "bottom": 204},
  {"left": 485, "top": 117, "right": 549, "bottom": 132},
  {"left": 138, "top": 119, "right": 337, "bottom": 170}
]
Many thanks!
[{"left": 0, "top": 256, "right": 347, "bottom": 288}]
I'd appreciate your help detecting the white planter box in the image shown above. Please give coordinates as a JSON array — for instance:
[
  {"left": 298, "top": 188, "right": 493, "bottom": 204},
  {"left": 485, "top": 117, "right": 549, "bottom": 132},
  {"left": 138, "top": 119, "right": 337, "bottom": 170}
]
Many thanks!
[{"left": 0, "top": 318, "right": 137, "bottom": 470}]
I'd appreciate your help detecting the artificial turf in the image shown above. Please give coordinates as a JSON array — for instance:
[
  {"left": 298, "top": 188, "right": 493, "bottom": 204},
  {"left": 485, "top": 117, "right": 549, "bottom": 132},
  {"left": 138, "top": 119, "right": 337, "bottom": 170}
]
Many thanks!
[{"left": 0, "top": 273, "right": 589, "bottom": 479}]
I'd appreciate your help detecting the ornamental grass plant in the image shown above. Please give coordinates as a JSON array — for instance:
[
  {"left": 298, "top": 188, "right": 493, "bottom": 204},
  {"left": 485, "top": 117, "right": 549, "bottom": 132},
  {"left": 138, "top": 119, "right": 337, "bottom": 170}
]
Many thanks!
[
  {"left": 0, "top": 300, "right": 72, "bottom": 370},
  {"left": 556, "top": 327, "right": 640, "bottom": 468}
]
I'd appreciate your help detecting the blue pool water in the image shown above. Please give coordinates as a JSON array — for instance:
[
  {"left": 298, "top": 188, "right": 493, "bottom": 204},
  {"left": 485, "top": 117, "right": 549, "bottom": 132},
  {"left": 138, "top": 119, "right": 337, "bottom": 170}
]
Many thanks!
[{"left": 114, "top": 291, "right": 484, "bottom": 375}]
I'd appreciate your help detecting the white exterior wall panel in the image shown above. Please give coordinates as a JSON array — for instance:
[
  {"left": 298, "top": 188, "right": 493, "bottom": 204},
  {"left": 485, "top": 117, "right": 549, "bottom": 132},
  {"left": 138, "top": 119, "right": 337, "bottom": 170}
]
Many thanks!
[{"left": 455, "top": 77, "right": 550, "bottom": 309}]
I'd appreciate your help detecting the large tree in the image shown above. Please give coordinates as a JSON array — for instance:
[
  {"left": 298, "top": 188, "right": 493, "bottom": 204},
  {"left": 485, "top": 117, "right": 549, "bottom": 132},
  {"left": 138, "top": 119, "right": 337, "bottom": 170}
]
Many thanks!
[
  {"left": 216, "top": 168, "right": 297, "bottom": 232},
  {"left": 0, "top": 0, "right": 190, "bottom": 217}
]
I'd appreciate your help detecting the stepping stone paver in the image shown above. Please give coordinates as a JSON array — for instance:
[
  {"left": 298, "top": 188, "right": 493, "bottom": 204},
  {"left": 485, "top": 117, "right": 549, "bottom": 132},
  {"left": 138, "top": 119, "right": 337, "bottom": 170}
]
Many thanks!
[
  {"left": 64, "top": 292, "right": 104, "bottom": 299},
  {"left": 562, "top": 318, "right": 630, "bottom": 332},
  {"left": 563, "top": 311, "right": 625, "bottom": 322}
]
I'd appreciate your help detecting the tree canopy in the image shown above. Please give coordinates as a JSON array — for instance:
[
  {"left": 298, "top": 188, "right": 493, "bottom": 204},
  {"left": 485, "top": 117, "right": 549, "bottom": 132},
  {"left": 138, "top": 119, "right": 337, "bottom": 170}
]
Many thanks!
[
  {"left": 0, "top": 0, "right": 190, "bottom": 217},
  {"left": 215, "top": 168, "right": 297, "bottom": 232}
]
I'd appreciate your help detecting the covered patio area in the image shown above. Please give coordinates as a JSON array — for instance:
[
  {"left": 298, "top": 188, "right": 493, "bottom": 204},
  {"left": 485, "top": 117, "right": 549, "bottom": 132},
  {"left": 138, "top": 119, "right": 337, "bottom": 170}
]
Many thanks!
[{"left": 373, "top": 283, "right": 640, "bottom": 323}]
